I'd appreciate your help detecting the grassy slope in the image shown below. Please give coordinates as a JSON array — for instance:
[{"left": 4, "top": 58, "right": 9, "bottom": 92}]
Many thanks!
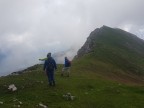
[
  {"left": 89, "top": 27, "right": 144, "bottom": 76},
  {"left": 0, "top": 63, "right": 144, "bottom": 108}
]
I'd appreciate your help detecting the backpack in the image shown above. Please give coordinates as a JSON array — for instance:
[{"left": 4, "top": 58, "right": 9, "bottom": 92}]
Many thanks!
[
  {"left": 46, "top": 59, "right": 54, "bottom": 70},
  {"left": 67, "top": 60, "right": 71, "bottom": 67}
]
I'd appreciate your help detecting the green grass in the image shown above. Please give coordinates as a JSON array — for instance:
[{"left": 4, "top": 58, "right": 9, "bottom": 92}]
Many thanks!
[
  {"left": 0, "top": 64, "right": 144, "bottom": 108},
  {"left": 80, "top": 26, "right": 144, "bottom": 76}
]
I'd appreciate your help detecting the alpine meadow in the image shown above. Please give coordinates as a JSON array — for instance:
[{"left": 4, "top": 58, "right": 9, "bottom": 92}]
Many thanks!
[{"left": 0, "top": 26, "right": 144, "bottom": 108}]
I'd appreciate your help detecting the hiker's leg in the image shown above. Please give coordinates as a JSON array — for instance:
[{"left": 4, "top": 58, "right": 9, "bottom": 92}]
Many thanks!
[
  {"left": 61, "top": 68, "right": 64, "bottom": 76},
  {"left": 65, "top": 67, "right": 70, "bottom": 77},
  {"left": 66, "top": 67, "right": 70, "bottom": 77},
  {"left": 46, "top": 71, "right": 52, "bottom": 85},
  {"left": 67, "top": 67, "right": 70, "bottom": 77},
  {"left": 51, "top": 71, "right": 55, "bottom": 86}
]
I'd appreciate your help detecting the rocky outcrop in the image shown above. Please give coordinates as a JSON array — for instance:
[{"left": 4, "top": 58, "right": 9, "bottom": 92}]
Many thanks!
[{"left": 77, "top": 28, "right": 99, "bottom": 57}]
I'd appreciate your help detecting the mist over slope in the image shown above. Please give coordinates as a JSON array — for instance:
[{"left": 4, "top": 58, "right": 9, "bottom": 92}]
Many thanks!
[{"left": 0, "top": 47, "right": 77, "bottom": 76}]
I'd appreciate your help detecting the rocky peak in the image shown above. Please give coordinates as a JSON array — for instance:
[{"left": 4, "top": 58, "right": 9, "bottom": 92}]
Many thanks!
[{"left": 77, "top": 26, "right": 104, "bottom": 57}]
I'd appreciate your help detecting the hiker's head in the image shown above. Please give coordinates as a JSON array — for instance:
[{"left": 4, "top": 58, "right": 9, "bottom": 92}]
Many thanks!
[
  {"left": 47, "top": 53, "right": 51, "bottom": 58},
  {"left": 65, "top": 57, "right": 68, "bottom": 60}
]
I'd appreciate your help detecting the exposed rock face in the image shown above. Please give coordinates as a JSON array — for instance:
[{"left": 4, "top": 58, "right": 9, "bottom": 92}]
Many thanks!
[{"left": 77, "top": 26, "right": 104, "bottom": 57}]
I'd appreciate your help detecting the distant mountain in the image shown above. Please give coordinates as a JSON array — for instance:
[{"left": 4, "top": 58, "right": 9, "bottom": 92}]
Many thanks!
[{"left": 75, "top": 25, "right": 144, "bottom": 83}]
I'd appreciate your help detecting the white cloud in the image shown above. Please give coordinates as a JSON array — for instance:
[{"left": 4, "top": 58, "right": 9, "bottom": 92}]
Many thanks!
[{"left": 0, "top": 0, "right": 144, "bottom": 76}]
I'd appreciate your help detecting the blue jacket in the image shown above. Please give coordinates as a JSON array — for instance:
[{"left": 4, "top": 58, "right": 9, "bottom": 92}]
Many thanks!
[
  {"left": 43, "top": 57, "right": 57, "bottom": 71},
  {"left": 65, "top": 58, "right": 71, "bottom": 67}
]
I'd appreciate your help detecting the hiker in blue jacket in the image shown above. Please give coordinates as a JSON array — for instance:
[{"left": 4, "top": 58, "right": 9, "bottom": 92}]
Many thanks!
[
  {"left": 61, "top": 57, "right": 71, "bottom": 77},
  {"left": 43, "top": 53, "right": 57, "bottom": 86}
]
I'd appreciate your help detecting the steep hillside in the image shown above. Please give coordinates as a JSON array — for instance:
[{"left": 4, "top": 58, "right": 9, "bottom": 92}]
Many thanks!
[{"left": 76, "top": 25, "right": 144, "bottom": 83}]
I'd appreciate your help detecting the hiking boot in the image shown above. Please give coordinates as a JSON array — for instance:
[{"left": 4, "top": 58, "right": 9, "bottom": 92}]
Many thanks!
[
  {"left": 49, "top": 82, "right": 52, "bottom": 86},
  {"left": 53, "top": 81, "right": 55, "bottom": 86}
]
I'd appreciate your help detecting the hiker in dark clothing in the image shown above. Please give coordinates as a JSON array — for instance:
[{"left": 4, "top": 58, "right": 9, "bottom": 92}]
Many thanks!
[
  {"left": 61, "top": 57, "right": 71, "bottom": 77},
  {"left": 65, "top": 57, "right": 71, "bottom": 67},
  {"left": 43, "top": 53, "right": 57, "bottom": 86}
]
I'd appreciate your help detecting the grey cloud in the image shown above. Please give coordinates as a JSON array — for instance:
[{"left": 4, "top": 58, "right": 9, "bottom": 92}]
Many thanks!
[{"left": 0, "top": 0, "right": 144, "bottom": 76}]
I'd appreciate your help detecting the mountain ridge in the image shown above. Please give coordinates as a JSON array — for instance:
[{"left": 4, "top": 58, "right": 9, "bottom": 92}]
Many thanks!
[
  {"left": 74, "top": 25, "right": 144, "bottom": 83},
  {"left": 77, "top": 25, "right": 144, "bottom": 57}
]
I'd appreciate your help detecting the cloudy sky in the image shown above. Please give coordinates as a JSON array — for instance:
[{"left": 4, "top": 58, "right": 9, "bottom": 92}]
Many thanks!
[{"left": 0, "top": 0, "right": 144, "bottom": 76}]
